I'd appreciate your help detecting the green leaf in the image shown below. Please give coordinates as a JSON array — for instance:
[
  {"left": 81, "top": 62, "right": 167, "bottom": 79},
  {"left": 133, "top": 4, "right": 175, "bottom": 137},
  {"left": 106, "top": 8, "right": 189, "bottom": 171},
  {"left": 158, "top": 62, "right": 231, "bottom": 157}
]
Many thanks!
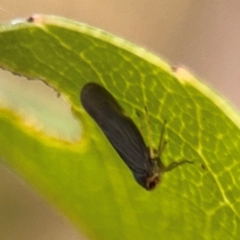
[{"left": 0, "top": 15, "right": 240, "bottom": 240}]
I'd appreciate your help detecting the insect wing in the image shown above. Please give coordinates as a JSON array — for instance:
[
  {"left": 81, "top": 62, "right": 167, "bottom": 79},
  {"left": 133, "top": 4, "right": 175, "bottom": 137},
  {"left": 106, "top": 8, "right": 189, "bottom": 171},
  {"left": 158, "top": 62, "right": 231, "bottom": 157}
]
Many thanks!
[{"left": 80, "top": 83, "right": 152, "bottom": 176}]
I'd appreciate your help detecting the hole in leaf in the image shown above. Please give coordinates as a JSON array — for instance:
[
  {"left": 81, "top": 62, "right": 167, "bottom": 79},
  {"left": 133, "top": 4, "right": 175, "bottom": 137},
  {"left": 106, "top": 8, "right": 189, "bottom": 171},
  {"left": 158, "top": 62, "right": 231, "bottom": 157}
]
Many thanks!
[{"left": 0, "top": 70, "right": 81, "bottom": 142}]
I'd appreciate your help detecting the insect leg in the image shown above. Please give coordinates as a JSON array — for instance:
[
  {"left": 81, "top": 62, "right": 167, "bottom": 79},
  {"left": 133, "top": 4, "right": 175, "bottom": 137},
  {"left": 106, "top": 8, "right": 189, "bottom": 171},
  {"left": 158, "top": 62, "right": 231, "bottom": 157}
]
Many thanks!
[
  {"left": 158, "top": 120, "right": 167, "bottom": 157},
  {"left": 164, "top": 160, "right": 194, "bottom": 172},
  {"left": 144, "top": 107, "right": 155, "bottom": 159}
]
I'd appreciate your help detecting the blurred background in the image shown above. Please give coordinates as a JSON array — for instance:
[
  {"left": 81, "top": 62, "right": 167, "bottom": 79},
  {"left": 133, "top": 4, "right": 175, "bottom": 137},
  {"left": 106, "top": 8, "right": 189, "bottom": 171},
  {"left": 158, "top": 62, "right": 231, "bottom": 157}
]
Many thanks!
[{"left": 0, "top": 1, "right": 239, "bottom": 239}]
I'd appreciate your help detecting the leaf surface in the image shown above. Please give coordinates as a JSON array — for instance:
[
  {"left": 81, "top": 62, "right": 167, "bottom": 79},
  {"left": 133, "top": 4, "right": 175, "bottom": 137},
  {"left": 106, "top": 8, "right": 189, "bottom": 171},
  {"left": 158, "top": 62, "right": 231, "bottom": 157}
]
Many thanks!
[{"left": 0, "top": 15, "right": 240, "bottom": 240}]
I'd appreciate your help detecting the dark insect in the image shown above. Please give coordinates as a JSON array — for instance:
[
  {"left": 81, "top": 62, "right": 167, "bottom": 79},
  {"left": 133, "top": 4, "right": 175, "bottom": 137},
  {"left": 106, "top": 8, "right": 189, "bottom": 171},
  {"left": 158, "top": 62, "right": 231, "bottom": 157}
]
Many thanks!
[{"left": 80, "top": 82, "right": 192, "bottom": 190}]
